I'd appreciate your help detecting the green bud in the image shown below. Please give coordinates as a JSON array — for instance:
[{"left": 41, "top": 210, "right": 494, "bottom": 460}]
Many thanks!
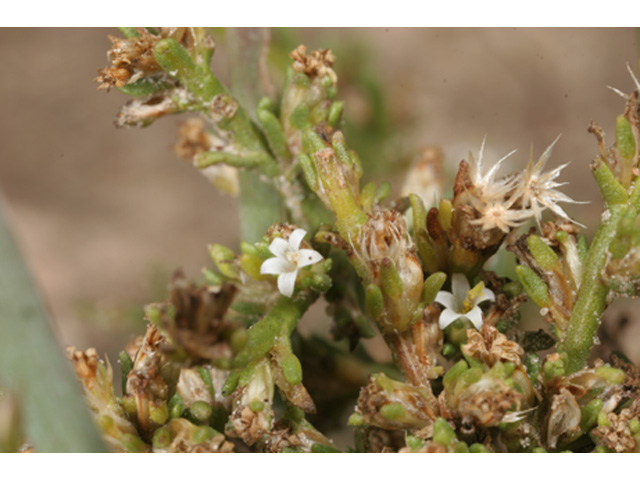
[
  {"left": 628, "top": 418, "right": 640, "bottom": 435},
  {"left": 256, "top": 109, "right": 291, "bottom": 159},
  {"left": 438, "top": 199, "right": 453, "bottom": 232},
  {"left": 208, "top": 244, "right": 239, "bottom": 279},
  {"left": 380, "top": 403, "right": 406, "bottom": 421},
  {"left": 298, "top": 153, "right": 319, "bottom": 191},
  {"left": 528, "top": 235, "right": 561, "bottom": 270},
  {"left": 375, "top": 182, "right": 391, "bottom": 204},
  {"left": 524, "top": 353, "right": 541, "bottom": 383},
  {"left": 239, "top": 252, "right": 265, "bottom": 280},
  {"left": 365, "top": 284, "right": 384, "bottom": 320},
  {"left": 152, "top": 426, "right": 171, "bottom": 449},
  {"left": 442, "top": 343, "right": 457, "bottom": 357},
  {"left": 121, "top": 433, "right": 147, "bottom": 453},
  {"left": 290, "top": 104, "right": 309, "bottom": 130},
  {"left": 542, "top": 357, "right": 565, "bottom": 381},
  {"left": 469, "top": 443, "right": 489, "bottom": 453},
  {"left": 597, "top": 410, "right": 610, "bottom": 427},
  {"left": 309, "top": 273, "right": 332, "bottom": 293},
  {"left": 122, "top": 396, "right": 137, "bottom": 416},
  {"left": 309, "top": 101, "right": 330, "bottom": 124},
  {"left": 593, "top": 162, "right": 628, "bottom": 205},
  {"left": 347, "top": 412, "right": 364, "bottom": 426},
  {"left": 257, "top": 96, "right": 276, "bottom": 112},
  {"left": 281, "top": 353, "right": 303, "bottom": 386},
  {"left": 328, "top": 101, "right": 344, "bottom": 127},
  {"left": 350, "top": 151, "right": 363, "bottom": 179},
  {"left": 249, "top": 400, "right": 264, "bottom": 412},
  {"left": 580, "top": 398, "right": 603, "bottom": 432},
  {"left": 422, "top": 272, "right": 447, "bottom": 304},
  {"left": 409, "top": 194, "right": 427, "bottom": 232},
  {"left": 594, "top": 365, "right": 626, "bottom": 384},
  {"left": 327, "top": 85, "right": 338, "bottom": 99},
  {"left": 191, "top": 425, "right": 217, "bottom": 445},
  {"left": 443, "top": 360, "right": 469, "bottom": 390},
  {"left": 515, "top": 265, "right": 550, "bottom": 307},
  {"left": 118, "top": 27, "right": 141, "bottom": 38},
  {"left": 222, "top": 371, "right": 240, "bottom": 396},
  {"left": 144, "top": 303, "right": 164, "bottom": 328},
  {"left": 380, "top": 258, "right": 403, "bottom": 300},
  {"left": 460, "top": 367, "right": 483, "bottom": 386},
  {"left": 354, "top": 314, "right": 376, "bottom": 338},
  {"left": 406, "top": 434, "right": 424, "bottom": 451},
  {"left": 360, "top": 182, "right": 377, "bottom": 210},
  {"left": 149, "top": 403, "right": 169, "bottom": 425},
  {"left": 577, "top": 234, "right": 589, "bottom": 262},
  {"left": 119, "top": 351, "right": 133, "bottom": 395},
  {"left": 230, "top": 329, "right": 248, "bottom": 353},
  {"left": 169, "top": 394, "right": 185, "bottom": 419},
  {"left": 532, "top": 447, "right": 547, "bottom": 453},
  {"left": 202, "top": 267, "right": 225, "bottom": 286},
  {"left": 98, "top": 414, "right": 113, "bottom": 431},
  {"left": 433, "top": 417, "right": 457, "bottom": 447},
  {"left": 331, "top": 131, "right": 350, "bottom": 165},
  {"left": 303, "top": 130, "right": 327, "bottom": 154},
  {"left": 616, "top": 115, "right": 636, "bottom": 161},
  {"left": 453, "top": 441, "right": 469, "bottom": 453},
  {"left": 189, "top": 401, "right": 213, "bottom": 424},
  {"left": 503, "top": 362, "right": 516, "bottom": 377},
  {"left": 311, "top": 443, "right": 341, "bottom": 453},
  {"left": 292, "top": 72, "right": 310, "bottom": 87}
]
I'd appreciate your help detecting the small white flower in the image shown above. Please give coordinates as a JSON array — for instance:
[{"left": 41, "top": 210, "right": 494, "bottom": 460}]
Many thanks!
[
  {"left": 514, "top": 135, "right": 586, "bottom": 227},
  {"left": 260, "top": 228, "right": 323, "bottom": 297},
  {"left": 434, "top": 273, "right": 495, "bottom": 330},
  {"left": 468, "top": 137, "right": 518, "bottom": 203}
]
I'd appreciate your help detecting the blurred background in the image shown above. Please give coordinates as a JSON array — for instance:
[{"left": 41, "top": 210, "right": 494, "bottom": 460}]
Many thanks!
[{"left": 1, "top": 28, "right": 640, "bottom": 364}]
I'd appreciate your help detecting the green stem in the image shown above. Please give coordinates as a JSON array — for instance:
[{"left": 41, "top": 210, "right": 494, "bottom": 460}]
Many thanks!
[
  {"left": 232, "top": 293, "right": 317, "bottom": 368},
  {"left": 227, "top": 28, "right": 284, "bottom": 242},
  {"left": 563, "top": 204, "right": 626, "bottom": 373},
  {"left": 0, "top": 195, "right": 107, "bottom": 452}
]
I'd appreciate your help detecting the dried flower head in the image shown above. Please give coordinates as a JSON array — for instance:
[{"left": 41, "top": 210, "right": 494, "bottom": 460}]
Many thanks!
[
  {"left": 435, "top": 273, "right": 495, "bottom": 329},
  {"left": 96, "top": 30, "right": 162, "bottom": 90},
  {"left": 260, "top": 228, "right": 323, "bottom": 297},
  {"left": 290, "top": 45, "right": 337, "bottom": 84},
  {"left": 462, "top": 324, "right": 524, "bottom": 367},
  {"left": 514, "top": 136, "right": 585, "bottom": 227}
]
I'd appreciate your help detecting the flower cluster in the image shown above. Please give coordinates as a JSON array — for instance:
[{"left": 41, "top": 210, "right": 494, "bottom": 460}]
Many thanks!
[{"left": 466, "top": 136, "right": 584, "bottom": 233}]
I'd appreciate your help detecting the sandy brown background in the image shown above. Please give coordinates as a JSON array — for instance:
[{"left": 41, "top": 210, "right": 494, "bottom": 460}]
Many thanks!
[{"left": 1, "top": 28, "right": 639, "bottom": 363}]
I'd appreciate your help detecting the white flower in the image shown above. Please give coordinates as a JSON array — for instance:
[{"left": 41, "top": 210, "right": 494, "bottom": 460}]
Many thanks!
[
  {"left": 260, "top": 228, "right": 323, "bottom": 297},
  {"left": 434, "top": 273, "right": 495, "bottom": 330},
  {"left": 514, "top": 135, "right": 586, "bottom": 227},
  {"left": 468, "top": 137, "right": 518, "bottom": 203}
]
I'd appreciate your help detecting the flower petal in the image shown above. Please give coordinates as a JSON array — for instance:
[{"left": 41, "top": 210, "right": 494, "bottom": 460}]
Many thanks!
[
  {"left": 288, "top": 228, "right": 307, "bottom": 251},
  {"left": 260, "top": 257, "right": 294, "bottom": 275},
  {"left": 296, "top": 248, "right": 323, "bottom": 268},
  {"left": 269, "top": 237, "right": 291, "bottom": 257},
  {"left": 277, "top": 271, "right": 298, "bottom": 297},
  {"left": 450, "top": 273, "right": 470, "bottom": 301},
  {"left": 438, "top": 308, "right": 462, "bottom": 330},
  {"left": 474, "top": 288, "right": 495, "bottom": 306},
  {"left": 465, "top": 307, "right": 484, "bottom": 330},
  {"left": 435, "top": 291, "right": 456, "bottom": 310}
]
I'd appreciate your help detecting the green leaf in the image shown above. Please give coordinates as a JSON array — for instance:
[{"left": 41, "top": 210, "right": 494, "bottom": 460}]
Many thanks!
[{"left": 0, "top": 195, "right": 107, "bottom": 452}]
